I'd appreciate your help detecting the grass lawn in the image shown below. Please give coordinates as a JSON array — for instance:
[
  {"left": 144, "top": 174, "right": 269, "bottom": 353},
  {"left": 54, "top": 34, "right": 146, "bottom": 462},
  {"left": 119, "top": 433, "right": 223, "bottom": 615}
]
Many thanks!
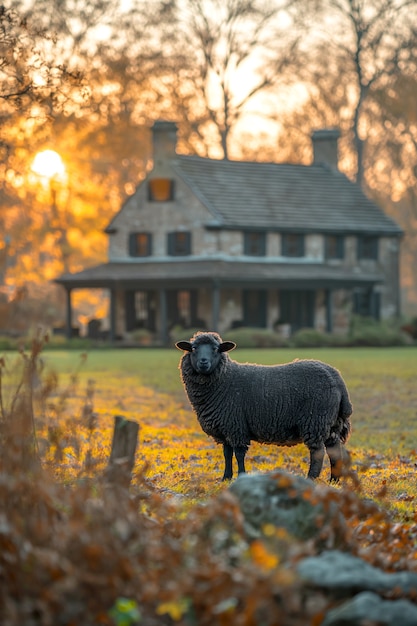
[{"left": 6, "top": 345, "right": 417, "bottom": 521}]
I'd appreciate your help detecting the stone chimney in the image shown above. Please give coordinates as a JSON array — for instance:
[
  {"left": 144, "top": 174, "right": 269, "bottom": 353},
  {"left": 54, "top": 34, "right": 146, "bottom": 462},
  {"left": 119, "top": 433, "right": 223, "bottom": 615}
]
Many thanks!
[
  {"left": 311, "top": 128, "right": 340, "bottom": 170},
  {"left": 152, "top": 121, "right": 178, "bottom": 172}
]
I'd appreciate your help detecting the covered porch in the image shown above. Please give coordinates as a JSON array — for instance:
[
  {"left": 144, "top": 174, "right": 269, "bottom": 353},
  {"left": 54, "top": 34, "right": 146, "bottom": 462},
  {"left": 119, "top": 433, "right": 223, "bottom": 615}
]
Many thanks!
[{"left": 55, "top": 259, "right": 384, "bottom": 346}]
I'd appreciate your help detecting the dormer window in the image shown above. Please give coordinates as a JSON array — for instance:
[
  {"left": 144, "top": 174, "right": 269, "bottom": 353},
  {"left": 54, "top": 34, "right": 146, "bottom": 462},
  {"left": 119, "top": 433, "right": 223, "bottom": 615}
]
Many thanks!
[
  {"left": 244, "top": 232, "right": 266, "bottom": 256},
  {"left": 325, "top": 235, "right": 344, "bottom": 260},
  {"left": 167, "top": 231, "right": 191, "bottom": 256},
  {"left": 282, "top": 233, "right": 304, "bottom": 257},
  {"left": 148, "top": 178, "right": 174, "bottom": 201},
  {"left": 129, "top": 232, "right": 152, "bottom": 257}
]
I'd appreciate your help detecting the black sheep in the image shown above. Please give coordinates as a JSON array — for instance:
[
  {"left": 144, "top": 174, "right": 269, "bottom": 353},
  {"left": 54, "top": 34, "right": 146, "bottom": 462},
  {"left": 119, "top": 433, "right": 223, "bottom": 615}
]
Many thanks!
[{"left": 176, "top": 331, "right": 352, "bottom": 482}]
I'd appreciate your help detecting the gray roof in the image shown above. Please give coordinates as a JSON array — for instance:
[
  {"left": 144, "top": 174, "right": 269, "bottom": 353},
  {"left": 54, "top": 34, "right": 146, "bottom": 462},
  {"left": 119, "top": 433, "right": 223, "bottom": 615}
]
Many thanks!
[
  {"left": 55, "top": 259, "right": 383, "bottom": 289},
  {"left": 173, "top": 156, "right": 402, "bottom": 235}
]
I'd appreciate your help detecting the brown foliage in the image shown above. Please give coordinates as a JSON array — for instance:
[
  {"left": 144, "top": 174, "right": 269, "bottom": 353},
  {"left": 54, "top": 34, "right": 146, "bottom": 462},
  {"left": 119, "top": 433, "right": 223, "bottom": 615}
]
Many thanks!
[{"left": 1, "top": 343, "right": 417, "bottom": 625}]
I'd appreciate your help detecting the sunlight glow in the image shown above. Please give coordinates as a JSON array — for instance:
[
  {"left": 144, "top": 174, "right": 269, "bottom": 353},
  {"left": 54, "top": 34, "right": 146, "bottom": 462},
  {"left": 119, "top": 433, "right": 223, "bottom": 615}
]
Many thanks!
[{"left": 31, "top": 150, "right": 66, "bottom": 180}]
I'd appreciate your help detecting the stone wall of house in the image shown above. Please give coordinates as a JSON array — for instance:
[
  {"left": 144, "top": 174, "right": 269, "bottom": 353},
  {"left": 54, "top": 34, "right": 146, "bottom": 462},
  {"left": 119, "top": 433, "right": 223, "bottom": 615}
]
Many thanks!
[{"left": 107, "top": 171, "right": 217, "bottom": 261}]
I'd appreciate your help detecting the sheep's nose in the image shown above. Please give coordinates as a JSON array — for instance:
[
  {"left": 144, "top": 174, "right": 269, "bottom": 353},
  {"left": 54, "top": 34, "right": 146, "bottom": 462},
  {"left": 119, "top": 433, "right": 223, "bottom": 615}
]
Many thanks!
[{"left": 198, "top": 357, "right": 210, "bottom": 372}]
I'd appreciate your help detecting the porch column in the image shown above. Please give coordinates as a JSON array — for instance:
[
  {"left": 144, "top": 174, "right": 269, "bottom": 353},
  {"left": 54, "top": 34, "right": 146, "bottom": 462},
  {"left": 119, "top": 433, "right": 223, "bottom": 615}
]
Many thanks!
[
  {"left": 65, "top": 288, "right": 72, "bottom": 339},
  {"left": 109, "top": 288, "right": 116, "bottom": 342},
  {"left": 159, "top": 288, "right": 168, "bottom": 346},
  {"left": 212, "top": 281, "right": 220, "bottom": 332},
  {"left": 325, "top": 289, "right": 333, "bottom": 333}
]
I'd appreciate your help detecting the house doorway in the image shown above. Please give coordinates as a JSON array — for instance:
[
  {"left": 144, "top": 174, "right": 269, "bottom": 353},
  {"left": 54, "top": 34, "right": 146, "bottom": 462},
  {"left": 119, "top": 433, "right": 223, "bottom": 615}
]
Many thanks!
[
  {"left": 243, "top": 290, "right": 267, "bottom": 328},
  {"left": 125, "top": 290, "right": 157, "bottom": 331},
  {"left": 279, "top": 290, "right": 315, "bottom": 332},
  {"left": 167, "top": 289, "right": 198, "bottom": 329}
]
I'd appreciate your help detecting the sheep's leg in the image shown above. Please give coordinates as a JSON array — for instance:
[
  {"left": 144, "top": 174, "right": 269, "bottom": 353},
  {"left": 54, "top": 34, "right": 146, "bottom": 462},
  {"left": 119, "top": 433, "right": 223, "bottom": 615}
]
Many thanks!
[
  {"left": 222, "top": 443, "right": 234, "bottom": 481},
  {"left": 234, "top": 446, "right": 247, "bottom": 476},
  {"left": 325, "top": 436, "right": 343, "bottom": 482},
  {"left": 307, "top": 443, "right": 325, "bottom": 480}
]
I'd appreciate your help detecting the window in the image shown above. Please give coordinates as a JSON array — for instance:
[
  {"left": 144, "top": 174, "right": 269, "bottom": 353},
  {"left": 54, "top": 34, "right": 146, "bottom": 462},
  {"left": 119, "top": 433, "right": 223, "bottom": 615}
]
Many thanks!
[
  {"left": 353, "top": 288, "right": 380, "bottom": 319},
  {"left": 244, "top": 232, "right": 266, "bottom": 256},
  {"left": 135, "top": 291, "right": 149, "bottom": 321},
  {"left": 282, "top": 233, "right": 305, "bottom": 257},
  {"left": 325, "top": 235, "right": 344, "bottom": 260},
  {"left": 129, "top": 232, "right": 152, "bottom": 257},
  {"left": 167, "top": 231, "right": 191, "bottom": 256},
  {"left": 243, "top": 290, "right": 267, "bottom": 327},
  {"left": 167, "top": 289, "right": 198, "bottom": 328},
  {"left": 357, "top": 236, "right": 378, "bottom": 260},
  {"left": 148, "top": 178, "right": 174, "bottom": 201}
]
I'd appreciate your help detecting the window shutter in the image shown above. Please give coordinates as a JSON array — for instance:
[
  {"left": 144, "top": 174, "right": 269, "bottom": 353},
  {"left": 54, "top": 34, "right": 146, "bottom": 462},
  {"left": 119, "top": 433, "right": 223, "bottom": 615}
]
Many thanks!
[
  {"left": 281, "top": 234, "right": 288, "bottom": 257},
  {"left": 184, "top": 231, "right": 191, "bottom": 255},
  {"left": 337, "top": 236, "right": 344, "bottom": 259},
  {"left": 128, "top": 233, "right": 137, "bottom": 256},
  {"left": 298, "top": 235, "right": 305, "bottom": 257},
  {"left": 167, "top": 232, "right": 174, "bottom": 255},
  {"left": 147, "top": 233, "right": 153, "bottom": 256},
  {"left": 259, "top": 233, "right": 266, "bottom": 256}
]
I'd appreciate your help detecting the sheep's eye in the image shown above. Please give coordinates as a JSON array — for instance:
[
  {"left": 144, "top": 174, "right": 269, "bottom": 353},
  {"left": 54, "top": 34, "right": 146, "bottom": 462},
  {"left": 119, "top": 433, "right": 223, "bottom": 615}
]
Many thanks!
[{"left": 191, "top": 346, "right": 196, "bottom": 352}]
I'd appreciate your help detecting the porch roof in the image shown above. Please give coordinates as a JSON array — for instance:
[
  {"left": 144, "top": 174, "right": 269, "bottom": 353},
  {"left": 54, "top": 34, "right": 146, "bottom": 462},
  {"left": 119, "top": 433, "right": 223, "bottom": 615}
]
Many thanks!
[{"left": 55, "top": 259, "right": 383, "bottom": 290}]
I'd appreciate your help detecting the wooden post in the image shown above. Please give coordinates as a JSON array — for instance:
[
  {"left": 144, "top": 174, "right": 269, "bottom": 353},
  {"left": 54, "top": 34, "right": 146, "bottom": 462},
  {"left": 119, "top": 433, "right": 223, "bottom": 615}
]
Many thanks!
[{"left": 105, "top": 415, "right": 139, "bottom": 488}]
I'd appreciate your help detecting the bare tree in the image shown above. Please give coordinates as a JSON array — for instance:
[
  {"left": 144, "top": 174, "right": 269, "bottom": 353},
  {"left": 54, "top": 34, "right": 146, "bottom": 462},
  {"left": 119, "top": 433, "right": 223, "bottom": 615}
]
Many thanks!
[
  {"left": 144, "top": 0, "right": 306, "bottom": 159},
  {"left": 307, "top": 0, "right": 417, "bottom": 187}
]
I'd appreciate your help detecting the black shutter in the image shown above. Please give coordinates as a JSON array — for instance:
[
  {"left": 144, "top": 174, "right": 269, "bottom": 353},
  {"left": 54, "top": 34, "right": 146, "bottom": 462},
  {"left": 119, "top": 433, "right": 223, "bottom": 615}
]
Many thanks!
[
  {"left": 147, "top": 233, "right": 153, "bottom": 256},
  {"left": 281, "top": 234, "right": 287, "bottom": 256},
  {"left": 337, "top": 236, "right": 344, "bottom": 259},
  {"left": 167, "top": 232, "right": 174, "bottom": 255},
  {"left": 128, "top": 233, "right": 137, "bottom": 257},
  {"left": 184, "top": 232, "right": 191, "bottom": 255},
  {"left": 125, "top": 291, "right": 136, "bottom": 331},
  {"left": 298, "top": 235, "right": 305, "bottom": 257}
]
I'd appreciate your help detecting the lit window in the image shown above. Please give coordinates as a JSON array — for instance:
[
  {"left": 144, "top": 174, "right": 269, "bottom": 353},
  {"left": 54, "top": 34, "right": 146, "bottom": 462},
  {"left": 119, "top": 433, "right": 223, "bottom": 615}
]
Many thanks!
[
  {"left": 129, "top": 232, "right": 152, "bottom": 257},
  {"left": 135, "top": 291, "right": 148, "bottom": 320},
  {"left": 282, "top": 233, "right": 304, "bottom": 257},
  {"left": 178, "top": 291, "right": 191, "bottom": 326},
  {"left": 244, "top": 232, "right": 266, "bottom": 256},
  {"left": 148, "top": 178, "right": 174, "bottom": 201}
]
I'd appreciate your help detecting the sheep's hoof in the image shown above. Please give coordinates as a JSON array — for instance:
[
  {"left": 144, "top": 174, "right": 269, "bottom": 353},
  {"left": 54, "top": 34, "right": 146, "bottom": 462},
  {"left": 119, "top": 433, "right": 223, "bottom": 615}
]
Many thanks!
[{"left": 222, "top": 475, "right": 233, "bottom": 482}]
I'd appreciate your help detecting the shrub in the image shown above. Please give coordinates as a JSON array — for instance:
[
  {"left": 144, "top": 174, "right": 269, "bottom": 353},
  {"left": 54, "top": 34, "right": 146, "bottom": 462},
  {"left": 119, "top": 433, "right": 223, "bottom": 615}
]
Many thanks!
[
  {"left": 348, "top": 315, "right": 407, "bottom": 347},
  {"left": 223, "top": 327, "right": 289, "bottom": 348},
  {"left": 401, "top": 316, "right": 417, "bottom": 341},
  {"left": 131, "top": 328, "right": 154, "bottom": 345},
  {"left": 170, "top": 326, "right": 209, "bottom": 345},
  {"left": 290, "top": 328, "right": 331, "bottom": 348}
]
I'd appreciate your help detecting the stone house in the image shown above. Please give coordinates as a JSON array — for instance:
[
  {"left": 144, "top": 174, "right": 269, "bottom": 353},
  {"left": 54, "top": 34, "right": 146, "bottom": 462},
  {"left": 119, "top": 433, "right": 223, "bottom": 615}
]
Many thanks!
[{"left": 56, "top": 121, "right": 403, "bottom": 344}]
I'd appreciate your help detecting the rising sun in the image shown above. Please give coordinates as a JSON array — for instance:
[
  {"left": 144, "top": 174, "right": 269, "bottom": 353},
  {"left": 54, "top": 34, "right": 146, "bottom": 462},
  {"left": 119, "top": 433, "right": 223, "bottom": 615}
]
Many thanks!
[{"left": 31, "top": 149, "right": 66, "bottom": 180}]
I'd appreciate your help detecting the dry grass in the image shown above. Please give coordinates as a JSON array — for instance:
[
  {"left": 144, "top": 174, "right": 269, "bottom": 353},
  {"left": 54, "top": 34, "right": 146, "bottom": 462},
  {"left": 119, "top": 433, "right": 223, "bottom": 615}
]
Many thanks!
[
  {"left": 5, "top": 344, "right": 411, "bottom": 520},
  {"left": 1, "top": 341, "right": 417, "bottom": 625}
]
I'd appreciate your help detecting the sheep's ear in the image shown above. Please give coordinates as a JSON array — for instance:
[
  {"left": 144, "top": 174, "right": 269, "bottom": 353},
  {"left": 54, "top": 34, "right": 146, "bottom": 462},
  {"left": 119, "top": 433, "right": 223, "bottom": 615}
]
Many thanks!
[
  {"left": 176, "top": 341, "right": 193, "bottom": 352},
  {"left": 219, "top": 341, "right": 236, "bottom": 353}
]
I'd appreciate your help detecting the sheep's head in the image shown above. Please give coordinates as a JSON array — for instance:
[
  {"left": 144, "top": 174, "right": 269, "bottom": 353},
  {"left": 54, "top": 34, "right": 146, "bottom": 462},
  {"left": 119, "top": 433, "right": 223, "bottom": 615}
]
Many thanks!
[{"left": 176, "top": 331, "right": 236, "bottom": 374}]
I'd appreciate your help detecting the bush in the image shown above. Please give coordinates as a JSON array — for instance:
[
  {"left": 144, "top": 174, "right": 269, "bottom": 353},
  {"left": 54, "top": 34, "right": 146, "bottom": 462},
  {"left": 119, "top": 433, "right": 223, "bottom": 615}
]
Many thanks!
[
  {"left": 170, "top": 326, "right": 208, "bottom": 345},
  {"left": 401, "top": 316, "right": 417, "bottom": 340},
  {"left": 131, "top": 328, "right": 154, "bottom": 345},
  {"left": 290, "top": 328, "right": 331, "bottom": 348},
  {"left": 223, "top": 327, "right": 289, "bottom": 348},
  {"left": 348, "top": 315, "right": 407, "bottom": 347}
]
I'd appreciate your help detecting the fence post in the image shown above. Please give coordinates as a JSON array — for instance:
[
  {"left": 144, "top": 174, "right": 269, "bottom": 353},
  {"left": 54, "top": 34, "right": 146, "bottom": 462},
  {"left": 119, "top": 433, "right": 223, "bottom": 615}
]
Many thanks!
[{"left": 105, "top": 415, "right": 139, "bottom": 488}]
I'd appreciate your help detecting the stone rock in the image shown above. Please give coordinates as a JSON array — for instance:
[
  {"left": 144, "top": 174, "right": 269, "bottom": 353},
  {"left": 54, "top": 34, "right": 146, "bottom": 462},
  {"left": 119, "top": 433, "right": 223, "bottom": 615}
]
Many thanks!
[
  {"left": 321, "top": 591, "right": 417, "bottom": 626},
  {"left": 228, "top": 470, "right": 348, "bottom": 545},
  {"left": 297, "top": 550, "right": 417, "bottom": 597}
]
